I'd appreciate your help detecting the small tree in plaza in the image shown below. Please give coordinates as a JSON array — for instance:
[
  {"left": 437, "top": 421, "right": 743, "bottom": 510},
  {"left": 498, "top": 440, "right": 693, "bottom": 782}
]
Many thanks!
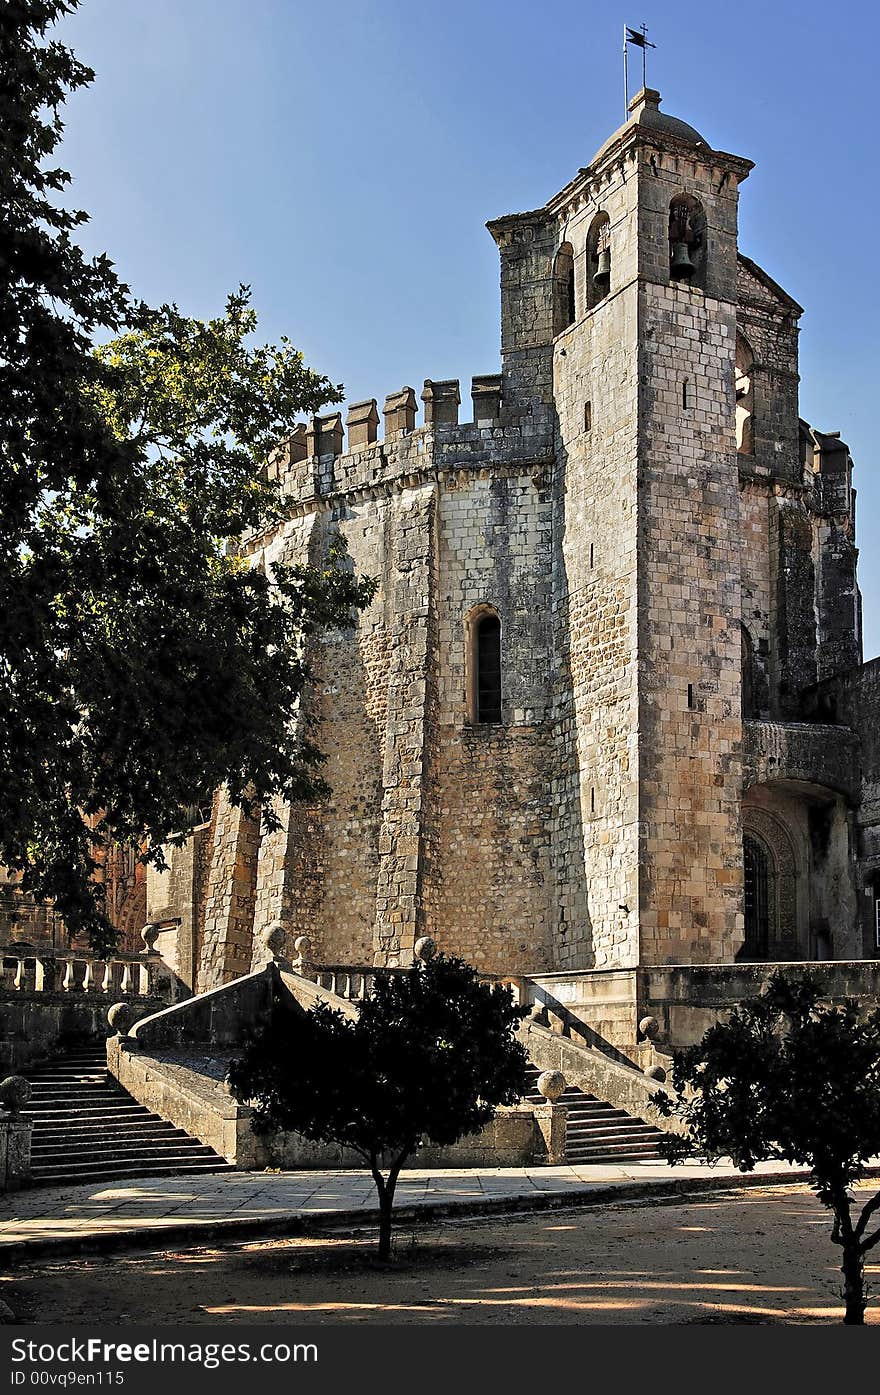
[
  {"left": 228, "top": 949, "right": 530, "bottom": 1259},
  {"left": 653, "top": 971, "right": 880, "bottom": 1324}
]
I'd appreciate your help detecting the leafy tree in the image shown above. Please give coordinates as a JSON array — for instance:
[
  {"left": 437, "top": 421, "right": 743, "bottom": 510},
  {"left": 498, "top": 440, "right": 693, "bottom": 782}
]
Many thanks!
[
  {"left": 653, "top": 971, "right": 880, "bottom": 1325},
  {"left": 228, "top": 952, "right": 530, "bottom": 1259},
  {"left": 0, "top": 1, "right": 373, "bottom": 949}
]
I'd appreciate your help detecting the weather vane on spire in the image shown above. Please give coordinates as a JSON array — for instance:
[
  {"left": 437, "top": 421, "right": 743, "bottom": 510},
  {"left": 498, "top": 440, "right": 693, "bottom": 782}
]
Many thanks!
[{"left": 623, "top": 24, "right": 656, "bottom": 116}]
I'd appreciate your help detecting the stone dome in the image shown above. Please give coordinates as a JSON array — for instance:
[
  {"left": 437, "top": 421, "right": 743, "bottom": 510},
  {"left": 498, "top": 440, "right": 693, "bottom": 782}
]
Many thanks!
[{"left": 590, "top": 88, "right": 708, "bottom": 166}]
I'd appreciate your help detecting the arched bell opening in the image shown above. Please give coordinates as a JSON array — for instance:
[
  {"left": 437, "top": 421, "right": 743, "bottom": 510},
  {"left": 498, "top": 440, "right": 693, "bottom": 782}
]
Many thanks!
[
  {"left": 668, "top": 193, "right": 706, "bottom": 289},
  {"left": 585, "top": 212, "right": 611, "bottom": 310},
  {"left": 736, "top": 331, "right": 755, "bottom": 456}
]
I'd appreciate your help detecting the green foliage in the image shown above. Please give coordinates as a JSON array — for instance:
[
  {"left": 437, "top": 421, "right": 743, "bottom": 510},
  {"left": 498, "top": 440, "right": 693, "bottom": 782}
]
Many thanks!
[
  {"left": 654, "top": 970, "right": 880, "bottom": 1323},
  {"left": 0, "top": 1, "right": 374, "bottom": 950},
  {"left": 230, "top": 954, "right": 530, "bottom": 1156},
  {"left": 228, "top": 955, "right": 530, "bottom": 1256}
]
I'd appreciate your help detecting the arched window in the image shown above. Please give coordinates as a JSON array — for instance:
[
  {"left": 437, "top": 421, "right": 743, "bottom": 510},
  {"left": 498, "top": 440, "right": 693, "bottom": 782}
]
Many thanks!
[
  {"left": 552, "top": 242, "right": 576, "bottom": 335},
  {"left": 585, "top": 212, "right": 611, "bottom": 310},
  {"left": 742, "top": 833, "right": 771, "bottom": 960},
  {"left": 736, "top": 332, "right": 755, "bottom": 456},
  {"left": 669, "top": 194, "right": 706, "bottom": 287},
  {"left": 466, "top": 607, "right": 502, "bottom": 725}
]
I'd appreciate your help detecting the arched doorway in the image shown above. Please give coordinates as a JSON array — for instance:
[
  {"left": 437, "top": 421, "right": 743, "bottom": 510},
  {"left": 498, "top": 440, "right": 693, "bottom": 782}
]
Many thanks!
[
  {"left": 742, "top": 833, "right": 771, "bottom": 959},
  {"left": 738, "top": 809, "right": 801, "bottom": 961}
]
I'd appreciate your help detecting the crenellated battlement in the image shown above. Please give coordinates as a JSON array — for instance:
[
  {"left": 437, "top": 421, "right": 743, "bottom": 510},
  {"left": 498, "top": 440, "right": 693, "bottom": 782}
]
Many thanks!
[{"left": 262, "top": 373, "right": 551, "bottom": 513}]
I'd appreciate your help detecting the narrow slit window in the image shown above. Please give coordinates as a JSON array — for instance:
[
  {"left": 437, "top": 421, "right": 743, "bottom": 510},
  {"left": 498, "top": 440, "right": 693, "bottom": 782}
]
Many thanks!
[
  {"left": 589, "top": 542, "right": 595, "bottom": 569},
  {"left": 475, "top": 613, "right": 502, "bottom": 724},
  {"left": 687, "top": 683, "right": 694, "bottom": 709},
  {"left": 682, "top": 379, "right": 690, "bottom": 411},
  {"left": 584, "top": 401, "right": 592, "bottom": 433}
]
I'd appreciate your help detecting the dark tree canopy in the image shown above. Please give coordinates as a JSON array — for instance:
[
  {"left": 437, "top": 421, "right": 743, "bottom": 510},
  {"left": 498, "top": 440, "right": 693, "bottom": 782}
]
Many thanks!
[
  {"left": 228, "top": 953, "right": 530, "bottom": 1257},
  {"left": 654, "top": 971, "right": 880, "bottom": 1324},
  {"left": 0, "top": 1, "right": 373, "bottom": 949}
]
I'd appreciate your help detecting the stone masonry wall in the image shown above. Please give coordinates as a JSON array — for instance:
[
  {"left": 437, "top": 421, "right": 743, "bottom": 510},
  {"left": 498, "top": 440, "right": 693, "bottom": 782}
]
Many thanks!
[
  {"left": 551, "top": 278, "right": 640, "bottom": 970},
  {"left": 638, "top": 279, "right": 744, "bottom": 964},
  {"left": 423, "top": 471, "right": 556, "bottom": 972}
]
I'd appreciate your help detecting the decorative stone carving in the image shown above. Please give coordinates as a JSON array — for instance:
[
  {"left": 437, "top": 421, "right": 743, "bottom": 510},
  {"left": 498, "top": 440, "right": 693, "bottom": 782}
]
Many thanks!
[
  {"left": 107, "top": 1001, "right": 135, "bottom": 1037},
  {"left": 644, "top": 1064, "right": 667, "bottom": 1083},
  {"left": 639, "top": 1015, "right": 660, "bottom": 1040},
  {"left": 0, "top": 1076, "right": 31, "bottom": 1114},
  {"left": 536, "top": 1070, "right": 566, "bottom": 1103},
  {"left": 741, "top": 807, "right": 800, "bottom": 958},
  {"left": 140, "top": 923, "right": 160, "bottom": 953},
  {"left": 413, "top": 936, "right": 436, "bottom": 963},
  {"left": 293, "top": 935, "right": 312, "bottom": 973}
]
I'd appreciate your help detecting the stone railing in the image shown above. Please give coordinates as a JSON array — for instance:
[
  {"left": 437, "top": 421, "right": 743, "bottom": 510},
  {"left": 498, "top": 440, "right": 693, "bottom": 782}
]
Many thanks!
[
  {"left": 1, "top": 947, "right": 168, "bottom": 1000},
  {"left": 0, "top": 928, "right": 182, "bottom": 1072},
  {"left": 286, "top": 932, "right": 525, "bottom": 1006}
]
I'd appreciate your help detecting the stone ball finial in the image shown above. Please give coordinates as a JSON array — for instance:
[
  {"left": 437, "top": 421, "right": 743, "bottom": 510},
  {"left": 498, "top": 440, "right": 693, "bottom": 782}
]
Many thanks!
[
  {"left": 140, "top": 923, "right": 160, "bottom": 952},
  {"left": 414, "top": 937, "right": 436, "bottom": 963},
  {"left": 293, "top": 935, "right": 312, "bottom": 959},
  {"left": 644, "top": 1064, "right": 667, "bottom": 1083},
  {"left": 536, "top": 1070, "right": 566, "bottom": 1104},
  {"left": 639, "top": 1015, "right": 660, "bottom": 1040},
  {"left": 260, "top": 921, "right": 287, "bottom": 960},
  {"left": 0, "top": 1076, "right": 31, "bottom": 1114},
  {"left": 107, "top": 1001, "right": 135, "bottom": 1036}
]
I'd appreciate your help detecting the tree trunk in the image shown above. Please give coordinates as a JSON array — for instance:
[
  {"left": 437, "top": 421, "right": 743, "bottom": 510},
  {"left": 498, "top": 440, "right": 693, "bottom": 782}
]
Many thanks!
[
  {"left": 377, "top": 1184, "right": 394, "bottom": 1262},
  {"left": 842, "top": 1241, "right": 866, "bottom": 1325}
]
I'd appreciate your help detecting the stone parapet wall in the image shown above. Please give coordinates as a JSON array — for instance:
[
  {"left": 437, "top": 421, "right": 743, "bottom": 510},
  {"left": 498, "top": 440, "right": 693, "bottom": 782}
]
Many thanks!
[
  {"left": 0, "top": 991, "right": 167, "bottom": 1073},
  {"left": 637, "top": 960, "right": 880, "bottom": 1051}
]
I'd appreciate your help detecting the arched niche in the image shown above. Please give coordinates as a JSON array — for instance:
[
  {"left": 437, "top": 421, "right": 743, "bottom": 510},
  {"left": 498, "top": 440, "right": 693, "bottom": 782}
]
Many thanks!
[
  {"left": 668, "top": 193, "right": 706, "bottom": 289},
  {"left": 736, "top": 332, "right": 755, "bottom": 456},
  {"left": 585, "top": 211, "right": 611, "bottom": 310},
  {"left": 552, "top": 242, "right": 576, "bottom": 335}
]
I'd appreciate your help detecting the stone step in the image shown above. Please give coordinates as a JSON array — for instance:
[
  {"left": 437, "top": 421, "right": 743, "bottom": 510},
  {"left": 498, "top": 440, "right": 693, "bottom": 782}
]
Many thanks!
[
  {"left": 32, "top": 1119, "right": 187, "bottom": 1141},
  {"left": 566, "top": 1124, "right": 665, "bottom": 1142},
  {"left": 567, "top": 1141, "right": 666, "bottom": 1161},
  {"left": 525, "top": 1060, "right": 670, "bottom": 1165},
  {"left": 24, "top": 1107, "right": 155, "bottom": 1125},
  {"left": 569, "top": 1121, "right": 663, "bottom": 1143},
  {"left": 31, "top": 1140, "right": 220, "bottom": 1165},
  {"left": 26, "top": 1070, "right": 110, "bottom": 1083},
  {"left": 20, "top": 1049, "right": 231, "bottom": 1184},
  {"left": 29, "top": 1158, "right": 232, "bottom": 1186},
  {"left": 25, "top": 1082, "right": 122, "bottom": 1093}
]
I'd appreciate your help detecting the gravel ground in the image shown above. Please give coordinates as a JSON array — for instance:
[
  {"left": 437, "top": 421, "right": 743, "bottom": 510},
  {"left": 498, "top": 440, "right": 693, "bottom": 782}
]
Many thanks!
[{"left": 5, "top": 1182, "right": 879, "bottom": 1326}]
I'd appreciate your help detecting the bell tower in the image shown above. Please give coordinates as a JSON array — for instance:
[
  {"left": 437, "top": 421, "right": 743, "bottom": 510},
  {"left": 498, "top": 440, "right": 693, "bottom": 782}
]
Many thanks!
[{"left": 490, "top": 89, "right": 754, "bottom": 969}]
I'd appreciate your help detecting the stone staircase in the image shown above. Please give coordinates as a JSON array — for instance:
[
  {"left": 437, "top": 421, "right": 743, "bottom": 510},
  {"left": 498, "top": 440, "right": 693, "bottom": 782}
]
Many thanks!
[
  {"left": 525, "top": 1066, "right": 669, "bottom": 1164},
  {"left": 20, "top": 1045, "right": 232, "bottom": 1187}
]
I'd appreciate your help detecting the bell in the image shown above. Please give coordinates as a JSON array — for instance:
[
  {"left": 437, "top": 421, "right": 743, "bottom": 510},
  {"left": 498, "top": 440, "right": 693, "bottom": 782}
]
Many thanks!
[
  {"left": 592, "top": 248, "right": 611, "bottom": 287},
  {"left": 670, "top": 240, "right": 696, "bottom": 280}
]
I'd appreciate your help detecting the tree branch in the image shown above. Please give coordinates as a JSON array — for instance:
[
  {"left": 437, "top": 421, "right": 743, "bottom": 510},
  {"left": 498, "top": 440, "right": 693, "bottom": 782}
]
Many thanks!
[
  {"left": 859, "top": 1226, "right": 880, "bottom": 1255},
  {"left": 854, "top": 1189, "right": 880, "bottom": 1241}
]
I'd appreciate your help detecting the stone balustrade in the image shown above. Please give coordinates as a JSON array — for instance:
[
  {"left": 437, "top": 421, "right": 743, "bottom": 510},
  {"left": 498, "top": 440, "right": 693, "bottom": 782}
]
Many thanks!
[
  {"left": 1, "top": 947, "right": 167, "bottom": 999},
  {"left": 306, "top": 965, "right": 390, "bottom": 1001}
]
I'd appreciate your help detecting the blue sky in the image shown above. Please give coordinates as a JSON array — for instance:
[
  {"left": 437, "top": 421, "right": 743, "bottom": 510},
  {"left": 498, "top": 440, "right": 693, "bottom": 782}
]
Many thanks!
[{"left": 58, "top": 0, "right": 879, "bottom": 654}]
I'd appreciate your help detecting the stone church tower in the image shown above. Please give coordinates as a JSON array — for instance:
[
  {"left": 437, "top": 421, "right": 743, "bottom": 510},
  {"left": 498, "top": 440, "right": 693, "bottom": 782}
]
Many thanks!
[{"left": 146, "top": 90, "right": 874, "bottom": 1014}]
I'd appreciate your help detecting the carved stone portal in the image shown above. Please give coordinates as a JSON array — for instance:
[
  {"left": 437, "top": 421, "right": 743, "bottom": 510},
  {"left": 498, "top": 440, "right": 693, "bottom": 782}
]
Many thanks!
[{"left": 739, "top": 808, "right": 800, "bottom": 961}]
